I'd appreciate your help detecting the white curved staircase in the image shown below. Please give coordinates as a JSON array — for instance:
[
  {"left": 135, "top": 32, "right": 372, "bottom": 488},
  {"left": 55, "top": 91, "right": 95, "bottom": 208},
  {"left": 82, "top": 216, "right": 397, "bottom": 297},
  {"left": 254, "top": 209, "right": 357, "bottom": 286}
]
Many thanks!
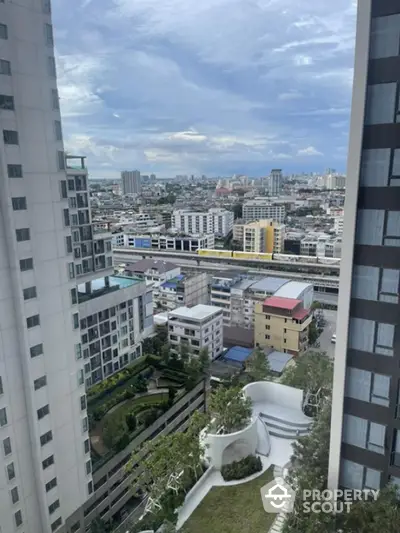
[{"left": 258, "top": 409, "right": 312, "bottom": 439}]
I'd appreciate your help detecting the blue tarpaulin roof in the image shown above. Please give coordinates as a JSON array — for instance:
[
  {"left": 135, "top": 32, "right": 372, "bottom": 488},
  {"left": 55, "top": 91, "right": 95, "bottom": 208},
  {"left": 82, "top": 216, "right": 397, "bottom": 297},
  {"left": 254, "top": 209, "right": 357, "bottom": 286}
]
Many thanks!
[{"left": 223, "top": 346, "right": 253, "bottom": 363}]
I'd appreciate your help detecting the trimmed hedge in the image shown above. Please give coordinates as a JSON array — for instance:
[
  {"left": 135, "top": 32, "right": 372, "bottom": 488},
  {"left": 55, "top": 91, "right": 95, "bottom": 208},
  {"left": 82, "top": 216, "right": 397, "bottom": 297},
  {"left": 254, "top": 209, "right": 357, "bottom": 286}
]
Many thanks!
[{"left": 221, "top": 455, "right": 262, "bottom": 481}]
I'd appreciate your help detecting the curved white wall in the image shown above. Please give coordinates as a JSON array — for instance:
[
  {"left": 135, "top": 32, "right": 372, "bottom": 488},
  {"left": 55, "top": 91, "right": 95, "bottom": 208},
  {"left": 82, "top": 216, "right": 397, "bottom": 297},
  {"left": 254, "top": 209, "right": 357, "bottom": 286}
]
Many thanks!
[
  {"left": 201, "top": 417, "right": 258, "bottom": 470},
  {"left": 243, "top": 381, "right": 304, "bottom": 411}
]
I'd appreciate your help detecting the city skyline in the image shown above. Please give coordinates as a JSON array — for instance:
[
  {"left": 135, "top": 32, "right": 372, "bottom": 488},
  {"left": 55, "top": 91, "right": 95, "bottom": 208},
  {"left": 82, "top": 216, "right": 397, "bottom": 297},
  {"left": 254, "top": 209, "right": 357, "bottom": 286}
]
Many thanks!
[{"left": 53, "top": 0, "right": 356, "bottom": 179}]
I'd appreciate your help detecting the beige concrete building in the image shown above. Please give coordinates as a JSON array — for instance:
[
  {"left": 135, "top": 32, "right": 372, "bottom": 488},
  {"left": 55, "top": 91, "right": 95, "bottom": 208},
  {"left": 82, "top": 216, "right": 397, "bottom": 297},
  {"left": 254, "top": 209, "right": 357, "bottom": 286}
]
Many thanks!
[
  {"left": 233, "top": 219, "right": 285, "bottom": 253},
  {"left": 254, "top": 295, "right": 312, "bottom": 356}
]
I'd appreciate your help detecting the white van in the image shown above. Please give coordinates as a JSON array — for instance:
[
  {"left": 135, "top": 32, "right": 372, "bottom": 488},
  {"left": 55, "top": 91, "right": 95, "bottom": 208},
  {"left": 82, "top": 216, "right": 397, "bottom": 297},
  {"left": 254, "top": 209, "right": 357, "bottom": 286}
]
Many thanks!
[{"left": 331, "top": 333, "right": 336, "bottom": 344}]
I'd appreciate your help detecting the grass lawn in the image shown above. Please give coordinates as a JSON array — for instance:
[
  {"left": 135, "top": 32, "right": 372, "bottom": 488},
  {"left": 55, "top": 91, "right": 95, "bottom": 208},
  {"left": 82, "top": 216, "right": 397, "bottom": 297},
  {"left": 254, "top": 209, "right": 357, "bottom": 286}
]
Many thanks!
[
  {"left": 181, "top": 468, "right": 276, "bottom": 533},
  {"left": 108, "top": 391, "right": 169, "bottom": 420}
]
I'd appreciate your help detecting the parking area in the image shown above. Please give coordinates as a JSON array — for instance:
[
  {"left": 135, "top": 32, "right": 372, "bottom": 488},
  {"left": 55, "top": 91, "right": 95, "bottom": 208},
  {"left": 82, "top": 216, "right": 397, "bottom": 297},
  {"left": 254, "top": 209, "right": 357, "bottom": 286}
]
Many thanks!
[{"left": 312, "top": 309, "right": 337, "bottom": 359}]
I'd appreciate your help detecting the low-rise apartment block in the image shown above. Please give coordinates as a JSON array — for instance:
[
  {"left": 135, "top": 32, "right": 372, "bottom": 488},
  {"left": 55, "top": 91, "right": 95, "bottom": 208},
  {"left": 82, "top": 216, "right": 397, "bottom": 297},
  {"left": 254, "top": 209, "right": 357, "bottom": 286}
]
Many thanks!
[
  {"left": 113, "top": 232, "right": 215, "bottom": 252},
  {"left": 168, "top": 305, "right": 224, "bottom": 360},
  {"left": 158, "top": 272, "right": 209, "bottom": 311},
  {"left": 254, "top": 295, "right": 312, "bottom": 356},
  {"left": 233, "top": 219, "right": 285, "bottom": 253},
  {"left": 300, "top": 234, "right": 342, "bottom": 258},
  {"left": 172, "top": 208, "right": 234, "bottom": 237},
  {"left": 78, "top": 276, "right": 154, "bottom": 387}
]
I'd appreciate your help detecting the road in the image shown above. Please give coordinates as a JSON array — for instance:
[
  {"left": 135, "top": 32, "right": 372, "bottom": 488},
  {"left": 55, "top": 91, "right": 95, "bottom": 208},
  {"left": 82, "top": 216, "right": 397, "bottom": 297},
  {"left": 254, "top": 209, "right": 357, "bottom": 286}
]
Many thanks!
[{"left": 312, "top": 309, "right": 337, "bottom": 359}]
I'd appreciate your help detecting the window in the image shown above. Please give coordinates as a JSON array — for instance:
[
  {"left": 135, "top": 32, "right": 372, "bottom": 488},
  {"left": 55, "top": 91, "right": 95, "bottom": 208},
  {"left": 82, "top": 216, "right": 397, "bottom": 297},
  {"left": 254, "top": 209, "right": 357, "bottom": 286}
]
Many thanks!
[
  {"left": 45, "top": 477, "right": 57, "bottom": 492},
  {"left": 30, "top": 344, "right": 43, "bottom": 358},
  {"left": 43, "top": 0, "right": 51, "bottom": 13},
  {"left": 27, "top": 315, "right": 40, "bottom": 329},
  {"left": 84, "top": 439, "right": 90, "bottom": 454},
  {"left": 3, "top": 129, "right": 19, "bottom": 144},
  {"left": 82, "top": 417, "right": 88, "bottom": 432},
  {"left": 40, "top": 430, "right": 53, "bottom": 447},
  {"left": 78, "top": 369, "right": 84, "bottom": 386},
  {"left": 42, "top": 455, "right": 54, "bottom": 470},
  {"left": 52, "top": 89, "right": 59, "bottom": 110},
  {"left": 37, "top": 404, "right": 50, "bottom": 420},
  {"left": 48, "top": 56, "right": 56, "bottom": 76},
  {"left": 71, "top": 522, "right": 80, "bottom": 533},
  {"left": 71, "top": 288, "right": 77, "bottom": 305},
  {"left": 342, "top": 414, "right": 385, "bottom": 454},
  {"left": 14, "top": 510, "right": 22, "bottom": 528},
  {"left": 23, "top": 286, "right": 37, "bottom": 300},
  {"left": 0, "top": 23, "right": 8, "bottom": 39},
  {"left": 86, "top": 460, "right": 91, "bottom": 475},
  {"left": 340, "top": 460, "right": 381, "bottom": 491},
  {"left": 51, "top": 517, "right": 62, "bottom": 532},
  {"left": 45, "top": 23, "right": 54, "bottom": 46},
  {"left": 265, "top": 325, "right": 270, "bottom": 330},
  {"left": 60, "top": 180, "right": 67, "bottom": 199},
  {"left": 370, "top": 14, "right": 400, "bottom": 60},
  {"left": 73, "top": 313, "right": 79, "bottom": 330},
  {"left": 20, "top": 258, "right": 33, "bottom": 271},
  {"left": 69, "top": 197, "right": 77, "bottom": 208},
  {"left": 7, "top": 462, "right": 15, "bottom": 480},
  {"left": 11, "top": 486, "right": 19, "bottom": 504},
  {"left": 3, "top": 437, "right": 12, "bottom": 456},
  {"left": 63, "top": 208, "right": 70, "bottom": 226},
  {"left": 7, "top": 164, "right": 23, "bottom": 178},
  {"left": 80, "top": 395, "right": 86, "bottom": 411},
  {"left": 16, "top": 228, "right": 30, "bottom": 242},
  {"left": 365, "top": 84, "right": 397, "bottom": 125},
  {"left": 348, "top": 318, "right": 394, "bottom": 356},
  {"left": 0, "top": 376, "right": 2, "bottom": 395},
  {"left": 66, "top": 236, "right": 73, "bottom": 254},
  {"left": 345, "top": 367, "right": 391, "bottom": 407},
  {"left": 0, "top": 94, "right": 14, "bottom": 110},
  {"left": 265, "top": 334, "right": 270, "bottom": 340},
  {"left": 75, "top": 343, "right": 82, "bottom": 360},
  {"left": 88, "top": 480, "right": 93, "bottom": 494},
  {"left": 54, "top": 120, "right": 62, "bottom": 141},
  {"left": 49, "top": 499, "right": 60, "bottom": 514},
  {"left": 0, "top": 407, "right": 7, "bottom": 426},
  {"left": 0, "top": 59, "right": 11, "bottom": 75},
  {"left": 68, "top": 262, "right": 75, "bottom": 280},
  {"left": 12, "top": 197, "right": 27, "bottom": 211},
  {"left": 57, "top": 150, "right": 65, "bottom": 170}
]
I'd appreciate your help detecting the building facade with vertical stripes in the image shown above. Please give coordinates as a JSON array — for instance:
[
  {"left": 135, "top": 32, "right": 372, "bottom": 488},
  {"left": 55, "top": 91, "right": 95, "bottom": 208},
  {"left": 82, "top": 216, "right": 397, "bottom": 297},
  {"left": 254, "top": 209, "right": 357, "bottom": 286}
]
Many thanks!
[{"left": 329, "top": 0, "right": 400, "bottom": 492}]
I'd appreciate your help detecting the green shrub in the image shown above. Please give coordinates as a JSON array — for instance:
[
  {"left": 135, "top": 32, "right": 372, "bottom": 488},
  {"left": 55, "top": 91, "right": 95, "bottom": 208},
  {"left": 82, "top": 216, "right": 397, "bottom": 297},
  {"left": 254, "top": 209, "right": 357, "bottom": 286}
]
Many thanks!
[
  {"left": 221, "top": 455, "right": 262, "bottom": 481},
  {"left": 126, "top": 411, "right": 137, "bottom": 432},
  {"left": 103, "top": 415, "right": 129, "bottom": 450},
  {"left": 143, "top": 408, "right": 160, "bottom": 427}
]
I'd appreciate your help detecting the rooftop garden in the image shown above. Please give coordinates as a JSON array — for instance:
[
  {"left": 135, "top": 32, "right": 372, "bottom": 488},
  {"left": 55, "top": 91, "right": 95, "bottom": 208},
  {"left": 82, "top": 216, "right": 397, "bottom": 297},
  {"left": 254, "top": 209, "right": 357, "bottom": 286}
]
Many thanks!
[
  {"left": 88, "top": 326, "right": 210, "bottom": 468},
  {"left": 181, "top": 467, "right": 275, "bottom": 533}
]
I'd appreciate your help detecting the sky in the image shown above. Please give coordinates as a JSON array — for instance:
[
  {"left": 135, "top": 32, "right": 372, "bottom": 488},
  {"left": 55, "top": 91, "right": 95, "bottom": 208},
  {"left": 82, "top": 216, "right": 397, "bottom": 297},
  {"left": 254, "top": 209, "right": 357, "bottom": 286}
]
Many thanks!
[{"left": 52, "top": 0, "right": 357, "bottom": 179}]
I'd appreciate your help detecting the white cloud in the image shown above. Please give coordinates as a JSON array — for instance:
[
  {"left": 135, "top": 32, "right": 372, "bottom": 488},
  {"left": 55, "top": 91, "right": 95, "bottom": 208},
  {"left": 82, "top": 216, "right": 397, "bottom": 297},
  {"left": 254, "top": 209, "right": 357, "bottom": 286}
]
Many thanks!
[{"left": 297, "top": 146, "right": 324, "bottom": 157}]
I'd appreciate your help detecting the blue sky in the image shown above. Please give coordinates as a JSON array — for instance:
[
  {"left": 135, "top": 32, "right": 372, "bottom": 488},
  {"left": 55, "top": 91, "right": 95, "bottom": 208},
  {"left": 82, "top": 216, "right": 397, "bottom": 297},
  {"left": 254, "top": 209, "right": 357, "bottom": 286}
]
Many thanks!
[{"left": 52, "top": 0, "right": 357, "bottom": 179}]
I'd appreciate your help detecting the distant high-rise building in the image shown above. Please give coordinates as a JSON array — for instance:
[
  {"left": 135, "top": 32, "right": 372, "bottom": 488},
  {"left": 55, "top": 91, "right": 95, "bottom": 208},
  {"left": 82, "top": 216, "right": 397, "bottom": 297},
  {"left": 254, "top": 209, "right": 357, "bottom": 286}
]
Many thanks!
[
  {"left": 121, "top": 170, "right": 141, "bottom": 195},
  {"left": 329, "top": 0, "right": 400, "bottom": 494},
  {"left": 269, "top": 169, "right": 283, "bottom": 196}
]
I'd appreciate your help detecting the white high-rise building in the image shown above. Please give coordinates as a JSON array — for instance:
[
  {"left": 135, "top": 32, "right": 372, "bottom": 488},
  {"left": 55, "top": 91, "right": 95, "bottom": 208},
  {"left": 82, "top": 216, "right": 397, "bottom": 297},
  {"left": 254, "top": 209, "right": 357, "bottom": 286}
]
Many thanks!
[
  {"left": 121, "top": 170, "right": 141, "bottom": 195},
  {"left": 269, "top": 169, "right": 282, "bottom": 196},
  {"left": 171, "top": 208, "right": 234, "bottom": 237},
  {"left": 0, "top": 2, "right": 91, "bottom": 532}
]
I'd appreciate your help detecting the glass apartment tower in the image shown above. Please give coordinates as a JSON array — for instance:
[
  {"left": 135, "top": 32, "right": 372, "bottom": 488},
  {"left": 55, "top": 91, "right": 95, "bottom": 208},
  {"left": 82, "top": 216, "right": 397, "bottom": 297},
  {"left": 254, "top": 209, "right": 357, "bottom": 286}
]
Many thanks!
[{"left": 329, "top": 1, "right": 400, "bottom": 491}]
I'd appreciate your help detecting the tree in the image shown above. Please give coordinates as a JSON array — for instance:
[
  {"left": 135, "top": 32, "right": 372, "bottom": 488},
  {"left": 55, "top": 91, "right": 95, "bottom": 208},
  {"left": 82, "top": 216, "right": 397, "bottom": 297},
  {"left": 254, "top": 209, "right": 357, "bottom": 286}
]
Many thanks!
[
  {"left": 209, "top": 386, "right": 252, "bottom": 434},
  {"left": 283, "top": 400, "right": 333, "bottom": 533},
  {"left": 245, "top": 346, "right": 272, "bottom": 382},
  {"left": 179, "top": 341, "right": 191, "bottom": 363},
  {"left": 232, "top": 203, "right": 243, "bottom": 219},
  {"left": 184, "top": 356, "right": 202, "bottom": 391},
  {"left": 198, "top": 347, "right": 210, "bottom": 373},
  {"left": 90, "top": 517, "right": 113, "bottom": 533},
  {"left": 167, "top": 387, "right": 176, "bottom": 407},
  {"left": 126, "top": 411, "right": 137, "bottom": 432},
  {"left": 308, "top": 319, "right": 320, "bottom": 346},
  {"left": 160, "top": 343, "right": 171, "bottom": 365},
  {"left": 281, "top": 351, "right": 333, "bottom": 395},
  {"left": 127, "top": 410, "right": 209, "bottom": 504},
  {"left": 103, "top": 414, "right": 128, "bottom": 449}
]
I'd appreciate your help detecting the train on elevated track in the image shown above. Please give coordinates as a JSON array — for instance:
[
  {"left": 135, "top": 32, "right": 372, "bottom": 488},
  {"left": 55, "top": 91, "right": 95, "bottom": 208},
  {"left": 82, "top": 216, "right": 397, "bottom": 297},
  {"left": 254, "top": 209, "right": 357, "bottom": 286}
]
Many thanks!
[{"left": 197, "top": 249, "right": 341, "bottom": 265}]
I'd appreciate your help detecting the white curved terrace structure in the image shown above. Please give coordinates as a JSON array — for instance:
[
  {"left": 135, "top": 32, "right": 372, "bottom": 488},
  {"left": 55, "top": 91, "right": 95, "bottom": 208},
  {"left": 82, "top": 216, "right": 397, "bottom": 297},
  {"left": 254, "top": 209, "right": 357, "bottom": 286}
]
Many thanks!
[{"left": 243, "top": 381, "right": 312, "bottom": 440}]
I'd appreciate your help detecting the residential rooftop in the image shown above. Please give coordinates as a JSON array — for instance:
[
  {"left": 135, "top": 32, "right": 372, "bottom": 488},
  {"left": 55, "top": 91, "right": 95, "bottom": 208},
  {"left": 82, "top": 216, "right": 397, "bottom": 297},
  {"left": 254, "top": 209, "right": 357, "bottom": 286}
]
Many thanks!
[
  {"left": 249, "top": 277, "right": 290, "bottom": 294},
  {"left": 125, "top": 258, "right": 179, "bottom": 274},
  {"left": 169, "top": 304, "right": 222, "bottom": 321},
  {"left": 263, "top": 296, "right": 301, "bottom": 311},
  {"left": 273, "top": 281, "right": 312, "bottom": 299}
]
